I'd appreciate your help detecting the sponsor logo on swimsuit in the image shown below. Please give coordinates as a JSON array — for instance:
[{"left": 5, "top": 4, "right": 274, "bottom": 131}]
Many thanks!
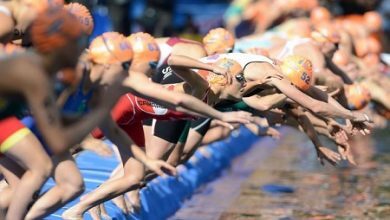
[
  {"left": 162, "top": 66, "right": 173, "bottom": 81},
  {"left": 136, "top": 98, "right": 168, "bottom": 115}
]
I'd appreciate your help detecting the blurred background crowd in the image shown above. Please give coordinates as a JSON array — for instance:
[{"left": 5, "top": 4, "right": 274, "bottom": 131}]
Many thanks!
[{"left": 64, "top": 0, "right": 389, "bottom": 51}]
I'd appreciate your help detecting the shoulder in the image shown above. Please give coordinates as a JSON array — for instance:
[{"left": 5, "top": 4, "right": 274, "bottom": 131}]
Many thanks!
[{"left": 172, "top": 43, "right": 206, "bottom": 58}]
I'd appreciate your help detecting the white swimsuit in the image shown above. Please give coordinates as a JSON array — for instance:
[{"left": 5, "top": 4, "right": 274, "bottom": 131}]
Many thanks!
[
  {"left": 0, "top": 5, "right": 11, "bottom": 17},
  {"left": 156, "top": 43, "right": 172, "bottom": 69},
  {"left": 199, "top": 53, "right": 275, "bottom": 69}
]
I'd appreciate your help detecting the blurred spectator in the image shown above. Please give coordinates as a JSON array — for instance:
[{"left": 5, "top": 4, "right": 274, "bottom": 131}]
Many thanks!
[
  {"left": 106, "top": 0, "right": 132, "bottom": 35},
  {"left": 179, "top": 14, "right": 202, "bottom": 42},
  {"left": 138, "top": 0, "right": 174, "bottom": 37}
]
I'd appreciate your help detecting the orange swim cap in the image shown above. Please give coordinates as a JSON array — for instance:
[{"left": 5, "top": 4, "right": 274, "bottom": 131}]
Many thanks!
[
  {"left": 88, "top": 32, "right": 133, "bottom": 64},
  {"left": 65, "top": 3, "right": 94, "bottom": 35},
  {"left": 199, "top": 58, "right": 243, "bottom": 86},
  {"left": 126, "top": 32, "right": 160, "bottom": 64},
  {"left": 310, "top": 7, "right": 331, "bottom": 25},
  {"left": 203, "top": 28, "right": 235, "bottom": 55},
  {"left": 311, "top": 22, "right": 341, "bottom": 43},
  {"left": 364, "top": 11, "right": 382, "bottom": 33},
  {"left": 281, "top": 55, "right": 313, "bottom": 91},
  {"left": 286, "top": 0, "right": 318, "bottom": 11},
  {"left": 332, "top": 50, "right": 350, "bottom": 67},
  {"left": 345, "top": 84, "right": 371, "bottom": 110},
  {"left": 22, "top": 0, "right": 64, "bottom": 13},
  {"left": 354, "top": 38, "right": 369, "bottom": 57},
  {"left": 31, "top": 7, "right": 84, "bottom": 54}
]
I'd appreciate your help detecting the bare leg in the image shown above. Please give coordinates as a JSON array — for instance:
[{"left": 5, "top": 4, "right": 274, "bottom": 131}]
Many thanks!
[
  {"left": 0, "top": 157, "right": 24, "bottom": 219},
  {"left": 62, "top": 158, "right": 144, "bottom": 219},
  {"left": 201, "top": 126, "right": 232, "bottom": 145},
  {"left": 5, "top": 133, "right": 52, "bottom": 220},
  {"left": 108, "top": 166, "right": 129, "bottom": 213},
  {"left": 166, "top": 142, "right": 184, "bottom": 166},
  {"left": 146, "top": 136, "right": 176, "bottom": 160},
  {"left": 25, "top": 152, "right": 84, "bottom": 219},
  {"left": 143, "top": 124, "right": 153, "bottom": 149},
  {"left": 181, "top": 129, "right": 204, "bottom": 163}
]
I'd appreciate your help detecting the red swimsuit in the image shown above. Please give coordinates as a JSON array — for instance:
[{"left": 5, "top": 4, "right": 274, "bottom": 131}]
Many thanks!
[{"left": 91, "top": 90, "right": 195, "bottom": 147}]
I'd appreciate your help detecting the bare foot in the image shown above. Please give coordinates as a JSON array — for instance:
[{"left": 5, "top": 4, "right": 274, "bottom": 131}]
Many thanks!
[
  {"left": 126, "top": 190, "right": 141, "bottom": 213},
  {"left": 62, "top": 206, "right": 84, "bottom": 220},
  {"left": 99, "top": 203, "right": 111, "bottom": 220},
  {"left": 88, "top": 205, "right": 102, "bottom": 220},
  {"left": 111, "top": 195, "right": 129, "bottom": 214}
]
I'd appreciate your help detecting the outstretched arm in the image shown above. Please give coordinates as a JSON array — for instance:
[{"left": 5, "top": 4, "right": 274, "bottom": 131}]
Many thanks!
[
  {"left": 325, "top": 57, "right": 354, "bottom": 85},
  {"left": 243, "top": 93, "right": 286, "bottom": 111},
  {"left": 287, "top": 107, "right": 341, "bottom": 166},
  {"left": 168, "top": 55, "right": 231, "bottom": 86},
  {"left": 268, "top": 76, "right": 355, "bottom": 120},
  {"left": 123, "top": 73, "right": 252, "bottom": 124}
]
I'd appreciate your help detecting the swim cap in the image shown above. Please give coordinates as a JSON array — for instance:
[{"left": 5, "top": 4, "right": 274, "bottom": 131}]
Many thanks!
[
  {"left": 344, "top": 84, "right": 371, "bottom": 110},
  {"left": 311, "top": 22, "right": 341, "bottom": 43},
  {"left": 281, "top": 55, "right": 313, "bottom": 91},
  {"left": 31, "top": 7, "right": 84, "bottom": 53},
  {"left": 65, "top": 3, "right": 94, "bottom": 35},
  {"left": 354, "top": 38, "right": 369, "bottom": 57},
  {"left": 332, "top": 50, "right": 350, "bottom": 67},
  {"left": 364, "top": 11, "right": 382, "bottom": 33},
  {"left": 199, "top": 58, "right": 243, "bottom": 86},
  {"left": 310, "top": 7, "right": 331, "bottom": 25},
  {"left": 22, "top": 0, "right": 64, "bottom": 13},
  {"left": 126, "top": 32, "right": 160, "bottom": 64},
  {"left": 203, "top": 28, "right": 235, "bottom": 55},
  {"left": 88, "top": 32, "right": 133, "bottom": 64},
  {"left": 286, "top": 0, "right": 318, "bottom": 11}
]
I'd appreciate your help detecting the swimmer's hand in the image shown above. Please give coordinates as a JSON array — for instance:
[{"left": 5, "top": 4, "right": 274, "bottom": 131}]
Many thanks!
[
  {"left": 145, "top": 159, "right": 177, "bottom": 177},
  {"left": 328, "top": 120, "right": 350, "bottom": 141},
  {"left": 351, "top": 112, "right": 372, "bottom": 123},
  {"left": 316, "top": 146, "right": 341, "bottom": 166},
  {"left": 213, "top": 120, "right": 241, "bottom": 130},
  {"left": 347, "top": 120, "right": 373, "bottom": 136},
  {"left": 336, "top": 141, "right": 356, "bottom": 166},
  {"left": 265, "top": 127, "right": 281, "bottom": 139},
  {"left": 221, "top": 111, "right": 253, "bottom": 125},
  {"left": 327, "top": 121, "right": 356, "bottom": 165},
  {"left": 212, "top": 65, "right": 233, "bottom": 84}
]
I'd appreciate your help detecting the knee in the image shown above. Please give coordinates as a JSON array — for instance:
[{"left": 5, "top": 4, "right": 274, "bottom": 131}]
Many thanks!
[
  {"left": 0, "top": 190, "right": 11, "bottom": 211},
  {"left": 60, "top": 177, "right": 85, "bottom": 198},
  {"left": 30, "top": 158, "right": 53, "bottom": 181}
]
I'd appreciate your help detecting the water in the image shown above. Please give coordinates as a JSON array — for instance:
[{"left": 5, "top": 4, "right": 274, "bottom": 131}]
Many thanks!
[
  {"left": 174, "top": 125, "right": 390, "bottom": 219},
  {"left": 224, "top": 126, "right": 390, "bottom": 219}
]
